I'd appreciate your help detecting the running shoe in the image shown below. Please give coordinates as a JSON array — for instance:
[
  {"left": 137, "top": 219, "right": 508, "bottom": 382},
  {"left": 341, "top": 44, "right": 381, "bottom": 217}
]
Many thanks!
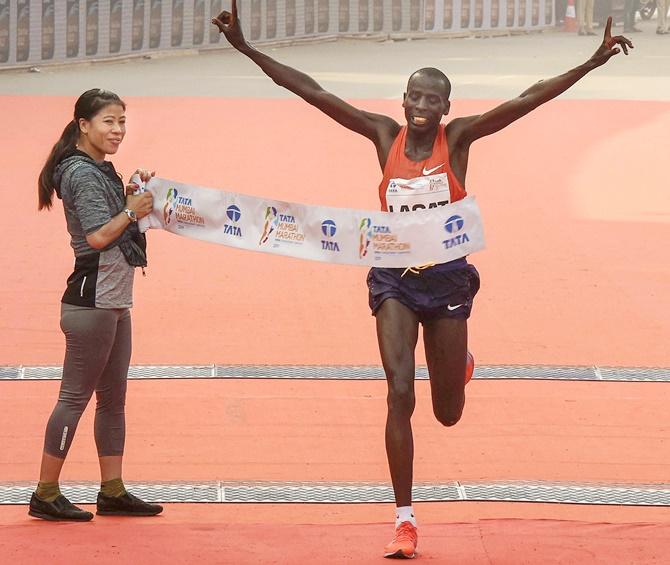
[
  {"left": 96, "top": 491, "right": 163, "bottom": 516},
  {"left": 384, "top": 521, "right": 418, "bottom": 559},
  {"left": 28, "top": 492, "right": 93, "bottom": 521}
]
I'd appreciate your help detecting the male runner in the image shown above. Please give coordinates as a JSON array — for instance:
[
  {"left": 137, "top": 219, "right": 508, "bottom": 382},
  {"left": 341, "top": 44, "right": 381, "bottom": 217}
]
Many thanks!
[{"left": 213, "top": 6, "right": 631, "bottom": 558}]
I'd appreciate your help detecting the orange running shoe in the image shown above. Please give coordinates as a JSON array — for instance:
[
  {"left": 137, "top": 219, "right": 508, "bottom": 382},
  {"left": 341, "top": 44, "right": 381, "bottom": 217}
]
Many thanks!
[
  {"left": 383, "top": 521, "right": 418, "bottom": 559},
  {"left": 465, "top": 350, "right": 475, "bottom": 385}
]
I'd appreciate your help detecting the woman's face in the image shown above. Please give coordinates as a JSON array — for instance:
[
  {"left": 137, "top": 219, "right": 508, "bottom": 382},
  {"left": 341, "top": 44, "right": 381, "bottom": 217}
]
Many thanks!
[{"left": 78, "top": 103, "right": 126, "bottom": 160}]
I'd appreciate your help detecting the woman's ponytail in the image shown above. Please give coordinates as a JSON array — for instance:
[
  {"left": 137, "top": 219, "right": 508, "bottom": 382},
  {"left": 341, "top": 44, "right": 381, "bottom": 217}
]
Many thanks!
[{"left": 38, "top": 119, "right": 80, "bottom": 210}]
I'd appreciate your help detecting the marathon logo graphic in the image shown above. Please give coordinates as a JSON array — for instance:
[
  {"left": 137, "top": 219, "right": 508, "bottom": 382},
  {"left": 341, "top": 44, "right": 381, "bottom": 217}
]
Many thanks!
[
  {"left": 359, "top": 217, "right": 411, "bottom": 257},
  {"left": 163, "top": 187, "right": 205, "bottom": 227},
  {"left": 163, "top": 188, "right": 177, "bottom": 225},
  {"left": 224, "top": 205, "right": 242, "bottom": 238},
  {"left": 275, "top": 212, "right": 305, "bottom": 245},
  {"left": 442, "top": 214, "right": 470, "bottom": 249},
  {"left": 371, "top": 224, "right": 411, "bottom": 253},
  {"left": 260, "top": 207, "right": 305, "bottom": 246},
  {"left": 259, "top": 206, "right": 279, "bottom": 245},
  {"left": 320, "top": 219, "right": 340, "bottom": 252},
  {"left": 359, "top": 217, "right": 372, "bottom": 258}
]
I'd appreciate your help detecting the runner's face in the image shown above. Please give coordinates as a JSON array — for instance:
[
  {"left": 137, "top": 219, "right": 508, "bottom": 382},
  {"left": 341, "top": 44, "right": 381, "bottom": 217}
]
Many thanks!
[
  {"left": 403, "top": 75, "right": 450, "bottom": 132},
  {"left": 78, "top": 103, "right": 126, "bottom": 160}
]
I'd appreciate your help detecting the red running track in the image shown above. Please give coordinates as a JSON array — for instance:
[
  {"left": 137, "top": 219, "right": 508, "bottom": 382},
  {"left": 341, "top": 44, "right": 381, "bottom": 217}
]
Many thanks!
[{"left": 0, "top": 95, "right": 669, "bottom": 563}]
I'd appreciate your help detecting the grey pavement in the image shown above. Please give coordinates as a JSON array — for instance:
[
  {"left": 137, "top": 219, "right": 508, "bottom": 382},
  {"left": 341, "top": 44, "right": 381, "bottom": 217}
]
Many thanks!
[{"left": 1, "top": 22, "right": 669, "bottom": 101}]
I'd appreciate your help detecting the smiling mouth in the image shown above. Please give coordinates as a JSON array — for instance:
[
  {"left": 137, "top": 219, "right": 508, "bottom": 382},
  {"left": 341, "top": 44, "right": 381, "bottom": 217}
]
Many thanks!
[{"left": 411, "top": 116, "right": 428, "bottom": 125}]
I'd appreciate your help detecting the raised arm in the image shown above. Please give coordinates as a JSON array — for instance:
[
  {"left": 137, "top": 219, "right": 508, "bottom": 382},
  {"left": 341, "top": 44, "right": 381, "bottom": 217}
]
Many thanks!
[
  {"left": 456, "top": 17, "right": 633, "bottom": 145},
  {"left": 212, "top": 1, "right": 398, "bottom": 145}
]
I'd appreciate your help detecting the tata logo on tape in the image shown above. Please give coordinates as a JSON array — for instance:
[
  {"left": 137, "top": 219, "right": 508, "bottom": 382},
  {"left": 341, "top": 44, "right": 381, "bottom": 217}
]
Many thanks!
[
  {"left": 444, "top": 215, "right": 465, "bottom": 234},
  {"left": 443, "top": 214, "right": 469, "bottom": 249},
  {"left": 321, "top": 219, "right": 337, "bottom": 238},
  {"left": 224, "top": 204, "right": 242, "bottom": 237},
  {"left": 321, "top": 219, "right": 340, "bottom": 252},
  {"left": 226, "top": 205, "right": 241, "bottom": 223}
]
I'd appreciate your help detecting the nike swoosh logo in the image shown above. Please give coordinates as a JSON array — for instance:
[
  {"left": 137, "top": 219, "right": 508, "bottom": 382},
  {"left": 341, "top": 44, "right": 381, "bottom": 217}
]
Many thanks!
[
  {"left": 422, "top": 163, "right": 444, "bottom": 175},
  {"left": 447, "top": 304, "right": 463, "bottom": 311}
]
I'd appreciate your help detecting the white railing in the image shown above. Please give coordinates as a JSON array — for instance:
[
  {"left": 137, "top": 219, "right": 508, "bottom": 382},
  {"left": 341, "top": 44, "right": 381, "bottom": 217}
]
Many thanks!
[{"left": 0, "top": 0, "right": 555, "bottom": 68}]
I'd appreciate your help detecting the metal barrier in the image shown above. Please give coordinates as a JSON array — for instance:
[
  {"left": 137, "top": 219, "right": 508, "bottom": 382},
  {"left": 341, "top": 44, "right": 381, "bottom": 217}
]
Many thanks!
[{"left": 0, "top": 0, "right": 555, "bottom": 68}]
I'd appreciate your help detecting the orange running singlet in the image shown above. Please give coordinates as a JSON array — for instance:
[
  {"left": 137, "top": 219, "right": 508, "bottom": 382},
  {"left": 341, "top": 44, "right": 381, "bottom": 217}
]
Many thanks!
[{"left": 378, "top": 124, "right": 466, "bottom": 212}]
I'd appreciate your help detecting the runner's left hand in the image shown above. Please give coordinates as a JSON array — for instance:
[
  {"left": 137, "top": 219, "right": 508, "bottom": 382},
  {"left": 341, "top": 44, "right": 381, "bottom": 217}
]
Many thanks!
[{"left": 589, "top": 17, "right": 633, "bottom": 67}]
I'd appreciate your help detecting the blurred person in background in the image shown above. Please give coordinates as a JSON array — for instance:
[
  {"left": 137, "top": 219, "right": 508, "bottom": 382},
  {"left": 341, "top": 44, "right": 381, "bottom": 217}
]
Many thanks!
[
  {"left": 657, "top": 0, "right": 669, "bottom": 33},
  {"left": 577, "top": 0, "right": 597, "bottom": 34},
  {"left": 624, "top": 0, "right": 642, "bottom": 31}
]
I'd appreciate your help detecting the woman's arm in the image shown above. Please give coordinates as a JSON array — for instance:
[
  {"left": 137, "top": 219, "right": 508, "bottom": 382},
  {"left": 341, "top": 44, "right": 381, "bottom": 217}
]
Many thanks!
[{"left": 85, "top": 169, "right": 154, "bottom": 250}]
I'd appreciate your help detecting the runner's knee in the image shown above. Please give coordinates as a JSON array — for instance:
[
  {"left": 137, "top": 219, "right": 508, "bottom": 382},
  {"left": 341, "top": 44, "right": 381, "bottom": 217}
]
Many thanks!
[
  {"left": 387, "top": 382, "right": 416, "bottom": 416},
  {"left": 433, "top": 402, "right": 464, "bottom": 427}
]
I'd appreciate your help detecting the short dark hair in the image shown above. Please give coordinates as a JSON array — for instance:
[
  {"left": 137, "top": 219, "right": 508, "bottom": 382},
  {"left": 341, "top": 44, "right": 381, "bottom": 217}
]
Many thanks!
[{"left": 407, "top": 67, "right": 452, "bottom": 100}]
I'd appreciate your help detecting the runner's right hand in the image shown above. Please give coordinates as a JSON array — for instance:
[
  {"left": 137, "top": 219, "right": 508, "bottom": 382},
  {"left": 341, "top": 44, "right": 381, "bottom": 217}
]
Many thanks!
[{"left": 588, "top": 17, "right": 633, "bottom": 68}]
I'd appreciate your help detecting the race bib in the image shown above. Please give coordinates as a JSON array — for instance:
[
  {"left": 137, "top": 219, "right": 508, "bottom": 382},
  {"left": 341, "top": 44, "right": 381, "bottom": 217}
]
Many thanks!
[{"left": 386, "top": 173, "right": 452, "bottom": 213}]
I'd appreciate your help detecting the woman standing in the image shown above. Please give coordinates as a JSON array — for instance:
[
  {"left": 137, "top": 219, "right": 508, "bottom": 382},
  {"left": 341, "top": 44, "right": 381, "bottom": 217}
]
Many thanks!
[{"left": 31, "top": 89, "right": 161, "bottom": 521}]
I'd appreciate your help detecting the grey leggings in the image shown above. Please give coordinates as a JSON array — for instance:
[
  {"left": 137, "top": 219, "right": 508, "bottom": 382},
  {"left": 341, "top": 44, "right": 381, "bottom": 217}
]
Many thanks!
[{"left": 43, "top": 303, "right": 131, "bottom": 458}]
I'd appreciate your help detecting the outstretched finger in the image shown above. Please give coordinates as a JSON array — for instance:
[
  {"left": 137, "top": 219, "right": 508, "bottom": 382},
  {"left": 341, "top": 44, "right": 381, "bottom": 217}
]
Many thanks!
[
  {"left": 232, "top": 0, "right": 238, "bottom": 23},
  {"left": 604, "top": 15, "right": 612, "bottom": 39}
]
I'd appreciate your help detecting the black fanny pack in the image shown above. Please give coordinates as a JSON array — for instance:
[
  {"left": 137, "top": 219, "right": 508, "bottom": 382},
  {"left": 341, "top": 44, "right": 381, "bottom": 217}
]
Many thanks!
[{"left": 118, "top": 228, "right": 147, "bottom": 268}]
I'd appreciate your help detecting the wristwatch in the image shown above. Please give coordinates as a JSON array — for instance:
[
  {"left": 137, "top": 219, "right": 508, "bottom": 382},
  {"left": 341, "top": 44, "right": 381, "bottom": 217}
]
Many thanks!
[{"left": 124, "top": 208, "right": 137, "bottom": 222}]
